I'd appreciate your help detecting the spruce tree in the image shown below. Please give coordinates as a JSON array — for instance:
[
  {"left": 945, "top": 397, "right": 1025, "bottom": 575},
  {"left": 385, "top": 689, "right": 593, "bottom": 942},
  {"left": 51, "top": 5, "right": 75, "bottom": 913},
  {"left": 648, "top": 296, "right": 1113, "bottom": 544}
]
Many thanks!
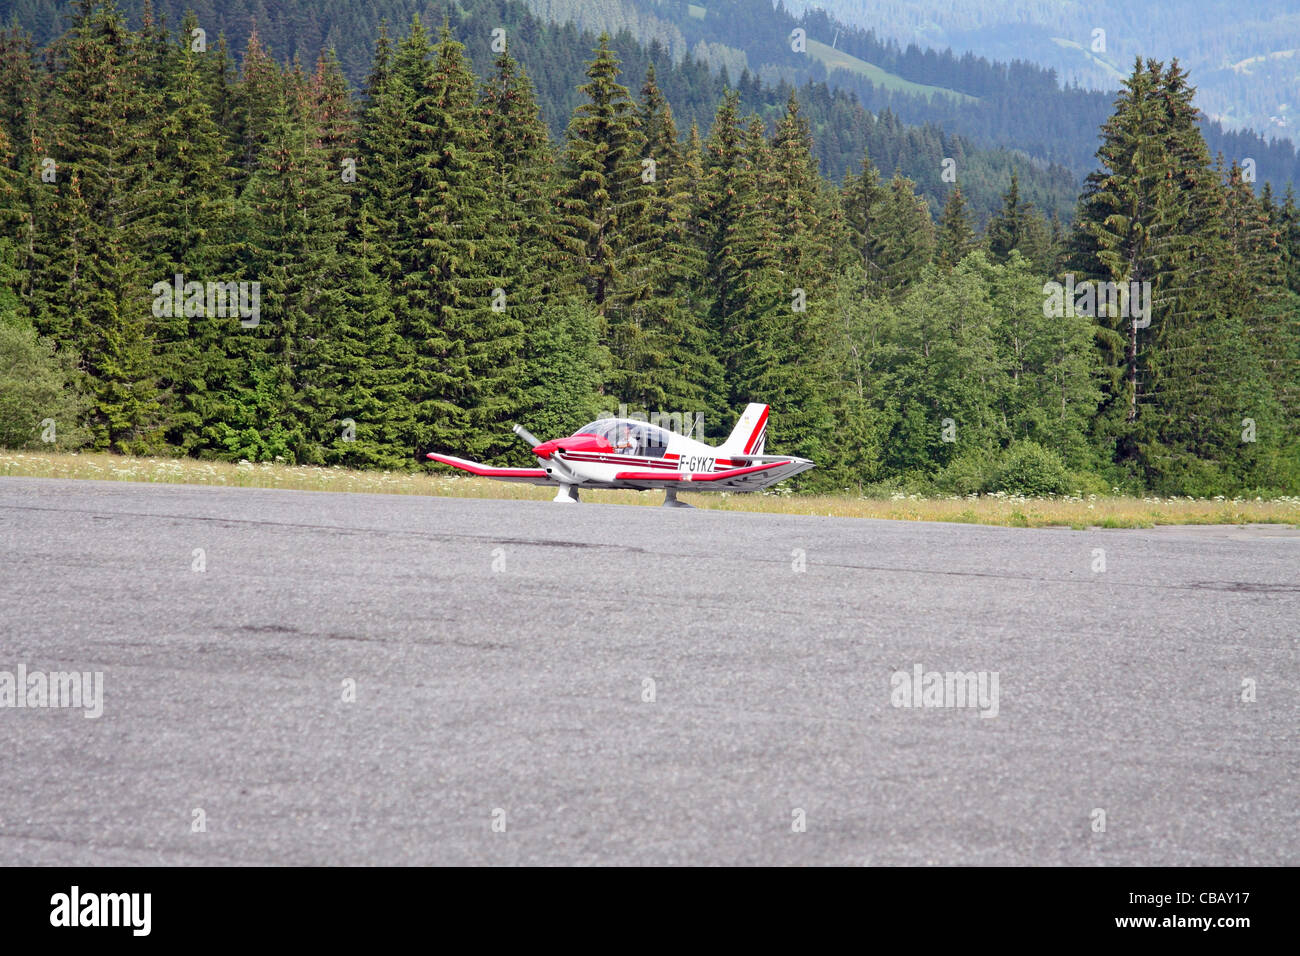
[
  {"left": 986, "top": 172, "right": 1032, "bottom": 262},
  {"left": 398, "top": 21, "right": 515, "bottom": 460},
  {"left": 697, "top": 90, "right": 750, "bottom": 432},
  {"left": 866, "top": 172, "right": 936, "bottom": 298},
  {"left": 841, "top": 147, "right": 886, "bottom": 275},
  {"left": 36, "top": 0, "right": 165, "bottom": 452},
  {"left": 615, "top": 63, "right": 715, "bottom": 416},
  {"left": 233, "top": 40, "right": 350, "bottom": 463},
  {"left": 758, "top": 91, "right": 836, "bottom": 466},
  {"left": 230, "top": 28, "right": 281, "bottom": 174},
  {"left": 328, "top": 22, "right": 416, "bottom": 468},
  {"left": 151, "top": 9, "right": 241, "bottom": 453},
  {"left": 310, "top": 48, "right": 356, "bottom": 167},
  {"left": 1219, "top": 160, "right": 1295, "bottom": 487},
  {"left": 936, "top": 186, "right": 976, "bottom": 268},
  {"left": 557, "top": 34, "right": 660, "bottom": 419},
  {"left": 483, "top": 41, "right": 599, "bottom": 454},
  {"left": 1072, "top": 58, "right": 1263, "bottom": 491}
]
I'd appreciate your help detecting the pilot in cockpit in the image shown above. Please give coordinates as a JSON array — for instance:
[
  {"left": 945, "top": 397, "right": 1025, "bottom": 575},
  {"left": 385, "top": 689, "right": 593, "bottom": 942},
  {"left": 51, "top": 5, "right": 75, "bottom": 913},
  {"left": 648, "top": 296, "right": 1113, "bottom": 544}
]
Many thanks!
[{"left": 615, "top": 423, "right": 639, "bottom": 455}]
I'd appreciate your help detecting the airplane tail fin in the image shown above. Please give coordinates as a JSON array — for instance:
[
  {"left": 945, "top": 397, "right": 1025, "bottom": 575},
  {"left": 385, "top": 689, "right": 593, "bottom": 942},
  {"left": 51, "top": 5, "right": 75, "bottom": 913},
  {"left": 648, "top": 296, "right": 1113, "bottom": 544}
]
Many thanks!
[{"left": 719, "top": 403, "right": 769, "bottom": 457}]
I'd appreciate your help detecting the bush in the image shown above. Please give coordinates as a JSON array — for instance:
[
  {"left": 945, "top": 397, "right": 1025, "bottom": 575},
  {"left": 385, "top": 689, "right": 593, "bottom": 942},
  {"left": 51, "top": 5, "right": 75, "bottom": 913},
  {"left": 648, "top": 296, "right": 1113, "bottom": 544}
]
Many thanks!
[
  {"left": 0, "top": 320, "right": 90, "bottom": 450},
  {"left": 1066, "top": 470, "right": 1111, "bottom": 497},
  {"left": 988, "top": 441, "right": 1071, "bottom": 496},
  {"left": 1151, "top": 453, "right": 1230, "bottom": 498},
  {"left": 858, "top": 477, "right": 907, "bottom": 498},
  {"left": 929, "top": 450, "right": 996, "bottom": 496}
]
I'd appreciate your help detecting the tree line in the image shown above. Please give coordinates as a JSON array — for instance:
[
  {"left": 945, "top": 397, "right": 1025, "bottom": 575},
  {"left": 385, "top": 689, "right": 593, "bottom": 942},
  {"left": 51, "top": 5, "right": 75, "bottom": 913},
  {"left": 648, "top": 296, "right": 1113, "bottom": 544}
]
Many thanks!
[{"left": 1, "top": 2, "right": 1296, "bottom": 495}]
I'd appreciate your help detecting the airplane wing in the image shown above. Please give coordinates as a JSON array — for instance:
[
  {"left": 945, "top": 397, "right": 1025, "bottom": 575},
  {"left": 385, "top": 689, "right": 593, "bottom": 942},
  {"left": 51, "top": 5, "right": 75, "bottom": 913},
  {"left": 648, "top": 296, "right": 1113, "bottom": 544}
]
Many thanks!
[
  {"left": 611, "top": 459, "right": 813, "bottom": 491},
  {"left": 426, "top": 453, "right": 554, "bottom": 485}
]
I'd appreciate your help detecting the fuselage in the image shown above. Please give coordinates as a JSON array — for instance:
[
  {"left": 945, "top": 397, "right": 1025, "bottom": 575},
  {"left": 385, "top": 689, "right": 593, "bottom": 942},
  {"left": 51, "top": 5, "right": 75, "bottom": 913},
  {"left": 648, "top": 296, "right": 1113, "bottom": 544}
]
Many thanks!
[{"left": 535, "top": 418, "right": 749, "bottom": 486}]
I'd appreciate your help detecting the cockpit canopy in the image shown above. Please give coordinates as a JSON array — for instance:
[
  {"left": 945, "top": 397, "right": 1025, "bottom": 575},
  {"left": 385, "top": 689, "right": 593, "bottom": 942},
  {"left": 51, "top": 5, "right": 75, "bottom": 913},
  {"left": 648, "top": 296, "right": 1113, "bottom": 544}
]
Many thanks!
[{"left": 575, "top": 419, "right": 674, "bottom": 457}]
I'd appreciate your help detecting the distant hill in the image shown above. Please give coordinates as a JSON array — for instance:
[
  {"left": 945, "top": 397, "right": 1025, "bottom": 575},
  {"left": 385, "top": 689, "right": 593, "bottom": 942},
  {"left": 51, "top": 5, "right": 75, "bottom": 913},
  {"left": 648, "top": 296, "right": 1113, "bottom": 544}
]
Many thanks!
[
  {"left": 520, "top": 1, "right": 1300, "bottom": 192},
  {"left": 784, "top": 0, "right": 1300, "bottom": 143}
]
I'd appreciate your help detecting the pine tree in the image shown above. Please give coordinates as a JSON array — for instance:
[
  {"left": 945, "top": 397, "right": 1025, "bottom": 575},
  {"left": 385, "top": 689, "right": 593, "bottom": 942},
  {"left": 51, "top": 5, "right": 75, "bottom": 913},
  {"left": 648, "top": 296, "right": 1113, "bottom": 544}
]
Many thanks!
[
  {"left": 483, "top": 40, "right": 599, "bottom": 454},
  {"left": 310, "top": 48, "right": 356, "bottom": 168},
  {"left": 1278, "top": 187, "right": 1300, "bottom": 296},
  {"left": 0, "top": 25, "right": 37, "bottom": 159},
  {"left": 697, "top": 90, "right": 750, "bottom": 433},
  {"left": 0, "top": 18, "right": 40, "bottom": 302},
  {"left": 517, "top": 300, "right": 607, "bottom": 443},
  {"left": 1072, "top": 58, "right": 1263, "bottom": 491},
  {"left": 232, "top": 39, "right": 350, "bottom": 463},
  {"left": 756, "top": 91, "right": 836, "bottom": 467},
  {"left": 230, "top": 27, "right": 281, "bottom": 173},
  {"left": 721, "top": 113, "right": 781, "bottom": 402},
  {"left": 1070, "top": 58, "right": 1165, "bottom": 468},
  {"left": 199, "top": 34, "right": 238, "bottom": 142},
  {"left": 35, "top": 0, "right": 165, "bottom": 452},
  {"left": 326, "top": 21, "right": 415, "bottom": 468},
  {"left": 841, "top": 147, "right": 886, "bottom": 273},
  {"left": 673, "top": 120, "right": 726, "bottom": 421},
  {"left": 0, "top": 120, "right": 26, "bottom": 326},
  {"left": 150, "top": 9, "right": 241, "bottom": 453},
  {"left": 1220, "top": 160, "right": 1297, "bottom": 486},
  {"left": 397, "top": 21, "right": 516, "bottom": 460},
  {"left": 612, "top": 63, "right": 716, "bottom": 416},
  {"left": 986, "top": 172, "right": 1032, "bottom": 262},
  {"left": 557, "top": 33, "right": 659, "bottom": 418},
  {"left": 865, "top": 172, "right": 936, "bottom": 297},
  {"left": 936, "top": 186, "right": 976, "bottom": 268},
  {"left": 327, "top": 180, "right": 411, "bottom": 468}
]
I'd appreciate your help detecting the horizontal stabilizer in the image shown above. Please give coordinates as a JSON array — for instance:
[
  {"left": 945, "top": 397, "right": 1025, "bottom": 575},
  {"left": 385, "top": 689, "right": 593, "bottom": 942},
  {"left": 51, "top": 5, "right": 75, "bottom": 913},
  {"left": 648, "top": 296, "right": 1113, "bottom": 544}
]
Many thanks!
[{"left": 721, "top": 453, "right": 802, "bottom": 464}]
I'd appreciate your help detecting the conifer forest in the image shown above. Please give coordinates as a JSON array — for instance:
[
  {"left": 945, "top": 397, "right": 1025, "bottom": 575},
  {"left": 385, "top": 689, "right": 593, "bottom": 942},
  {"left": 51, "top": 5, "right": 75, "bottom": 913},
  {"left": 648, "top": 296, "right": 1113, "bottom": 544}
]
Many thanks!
[{"left": 1, "top": 0, "right": 1297, "bottom": 497}]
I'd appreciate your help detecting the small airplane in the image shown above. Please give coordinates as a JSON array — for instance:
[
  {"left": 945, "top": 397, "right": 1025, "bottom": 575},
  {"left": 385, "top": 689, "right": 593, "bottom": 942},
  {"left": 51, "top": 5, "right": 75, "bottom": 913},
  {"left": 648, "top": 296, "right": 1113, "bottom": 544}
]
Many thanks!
[{"left": 426, "top": 403, "right": 814, "bottom": 506}]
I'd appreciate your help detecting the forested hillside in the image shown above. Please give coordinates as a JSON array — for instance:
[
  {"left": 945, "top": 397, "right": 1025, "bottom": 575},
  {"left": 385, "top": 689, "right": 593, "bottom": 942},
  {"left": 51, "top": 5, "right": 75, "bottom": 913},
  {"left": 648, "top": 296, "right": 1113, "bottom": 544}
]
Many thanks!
[
  {"left": 1, "top": 2, "right": 1297, "bottom": 496},
  {"left": 12, "top": 0, "right": 1300, "bottom": 204},
  {"left": 787, "top": 0, "right": 1300, "bottom": 144}
]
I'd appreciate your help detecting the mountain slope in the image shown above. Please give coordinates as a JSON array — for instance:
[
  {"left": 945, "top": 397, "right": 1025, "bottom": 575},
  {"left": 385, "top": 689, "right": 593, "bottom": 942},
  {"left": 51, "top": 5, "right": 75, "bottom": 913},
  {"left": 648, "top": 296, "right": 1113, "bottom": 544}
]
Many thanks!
[{"left": 787, "top": 0, "right": 1300, "bottom": 141}]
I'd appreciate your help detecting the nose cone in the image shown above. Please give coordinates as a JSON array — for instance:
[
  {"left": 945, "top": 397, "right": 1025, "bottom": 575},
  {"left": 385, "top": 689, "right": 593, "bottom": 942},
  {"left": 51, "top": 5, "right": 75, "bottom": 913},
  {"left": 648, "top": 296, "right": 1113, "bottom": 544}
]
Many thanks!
[{"left": 530, "top": 434, "right": 613, "bottom": 460}]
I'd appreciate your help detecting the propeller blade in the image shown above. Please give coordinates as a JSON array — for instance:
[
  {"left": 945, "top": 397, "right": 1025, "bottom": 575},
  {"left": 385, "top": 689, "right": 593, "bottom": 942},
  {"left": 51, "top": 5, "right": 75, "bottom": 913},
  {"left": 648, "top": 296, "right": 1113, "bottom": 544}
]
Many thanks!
[{"left": 512, "top": 423, "right": 542, "bottom": 449}]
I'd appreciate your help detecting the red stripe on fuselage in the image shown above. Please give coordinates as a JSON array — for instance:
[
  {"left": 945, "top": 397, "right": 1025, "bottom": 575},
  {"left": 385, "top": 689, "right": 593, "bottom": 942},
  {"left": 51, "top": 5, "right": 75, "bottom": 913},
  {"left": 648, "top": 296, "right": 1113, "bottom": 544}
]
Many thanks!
[
  {"left": 560, "top": 453, "right": 678, "bottom": 469},
  {"left": 613, "top": 461, "right": 786, "bottom": 482},
  {"left": 561, "top": 452, "right": 733, "bottom": 470}
]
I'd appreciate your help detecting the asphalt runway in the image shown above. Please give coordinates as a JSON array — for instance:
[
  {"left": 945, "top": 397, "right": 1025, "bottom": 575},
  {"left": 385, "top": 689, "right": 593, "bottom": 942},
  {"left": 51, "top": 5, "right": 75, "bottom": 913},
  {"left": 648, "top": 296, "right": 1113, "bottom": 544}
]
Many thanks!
[{"left": 0, "top": 477, "right": 1296, "bottom": 865}]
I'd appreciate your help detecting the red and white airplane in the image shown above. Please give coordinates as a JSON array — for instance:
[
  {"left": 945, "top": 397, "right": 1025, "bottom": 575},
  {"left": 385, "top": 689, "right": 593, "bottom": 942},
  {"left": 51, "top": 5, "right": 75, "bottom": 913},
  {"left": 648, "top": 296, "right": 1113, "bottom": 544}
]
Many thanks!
[{"left": 426, "top": 403, "right": 814, "bottom": 506}]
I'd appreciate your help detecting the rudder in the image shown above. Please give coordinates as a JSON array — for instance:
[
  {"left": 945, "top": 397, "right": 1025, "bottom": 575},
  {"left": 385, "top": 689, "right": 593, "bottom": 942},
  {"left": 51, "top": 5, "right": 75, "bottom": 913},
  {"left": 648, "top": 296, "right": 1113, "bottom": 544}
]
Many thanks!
[{"left": 719, "top": 403, "right": 769, "bottom": 457}]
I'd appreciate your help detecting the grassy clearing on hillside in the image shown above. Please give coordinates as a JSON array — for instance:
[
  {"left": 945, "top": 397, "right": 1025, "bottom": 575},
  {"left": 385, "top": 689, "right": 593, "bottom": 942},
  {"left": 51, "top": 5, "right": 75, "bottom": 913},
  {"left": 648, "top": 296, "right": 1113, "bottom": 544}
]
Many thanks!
[
  {"left": 3, "top": 451, "right": 1297, "bottom": 529},
  {"left": 806, "top": 39, "right": 978, "bottom": 104}
]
